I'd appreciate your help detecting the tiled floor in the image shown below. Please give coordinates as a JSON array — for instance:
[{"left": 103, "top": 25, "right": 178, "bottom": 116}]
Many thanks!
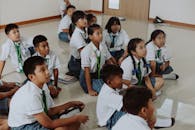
[{"left": 1, "top": 15, "right": 195, "bottom": 130}]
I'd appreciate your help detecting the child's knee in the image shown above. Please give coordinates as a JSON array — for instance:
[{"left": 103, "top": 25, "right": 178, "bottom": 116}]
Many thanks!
[{"left": 157, "top": 78, "right": 164, "bottom": 86}]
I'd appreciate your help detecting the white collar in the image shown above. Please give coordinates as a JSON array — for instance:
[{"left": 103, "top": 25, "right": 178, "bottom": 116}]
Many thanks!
[
  {"left": 133, "top": 56, "right": 142, "bottom": 64},
  {"left": 75, "top": 27, "right": 85, "bottom": 34},
  {"left": 28, "top": 81, "right": 46, "bottom": 93},
  {"left": 127, "top": 113, "right": 149, "bottom": 127},
  {"left": 36, "top": 52, "right": 51, "bottom": 59},
  {"left": 90, "top": 41, "right": 102, "bottom": 56}
]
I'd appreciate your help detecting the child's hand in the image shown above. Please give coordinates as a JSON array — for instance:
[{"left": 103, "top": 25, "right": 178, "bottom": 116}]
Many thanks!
[
  {"left": 48, "top": 86, "right": 59, "bottom": 98},
  {"left": 88, "top": 90, "right": 98, "bottom": 96},
  {"left": 76, "top": 115, "right": 89, "bottom": 124},
  {"left": 71, "top": 101, "right": 85, "bottom": 110}
]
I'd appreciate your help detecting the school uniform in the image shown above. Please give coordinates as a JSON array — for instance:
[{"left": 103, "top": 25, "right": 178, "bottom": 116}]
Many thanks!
[
  {"left": 8, "top": 81, "right": 54, "bottom": 130},
  {"left": 96, "top": 83, "right": 125, "bottom": 130},
  {"left": 112, "top": 113, "right": 150, "bottom": 130},
  {"left": 33, "top": 51, "right": 61, "bottom": 82},
  {"left": 59, "top": 0, "right": 67, "bottom": 18},
  {"left": 103, "top": 29, "right": 129, "bottom": 61},
  {"left": 68, "top": 27, "right": 88, "bottom": 78},
  {"left": 146, "top": 42, "right": 173, "bottom": 75},
  {"left": 80, "top": 41, "right": 111, "bottom": 93},
  {"left": 120, "top": 56, "right": 155, "bottom": 87},
  {"left": 0, "top": 38, "right": 32, "bottom": 73},
  {"left": 58, "top": 15, "right": 72, "bottom": 42}
]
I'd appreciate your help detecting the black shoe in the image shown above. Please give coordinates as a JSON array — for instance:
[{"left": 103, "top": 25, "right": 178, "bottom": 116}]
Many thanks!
[
  {"left": 154, "top": 118, "right": 175, "bottom": 129},
  {"left": 153, "top": 16, "right": 164, "bottom": 24},
  {"left": 175, "top": 74, "right": 179, "bottom": 80}
]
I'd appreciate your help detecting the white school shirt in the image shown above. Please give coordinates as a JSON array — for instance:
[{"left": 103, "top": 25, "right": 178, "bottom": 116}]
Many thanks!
[
  {"left": 8, "top": 81, "right": 54, "bottom": 127},
  {"left": 0, "top": 38, "right": 31, "bottom": 72},
  {"left": 103, "top": 29, "right": 129, "bottom": 52},
  {"left": 146, "top": 41, "right": 171, "bottom": 63},
  {"left": 81, "top": 41, "right": 112, "bottom": 72},
  {"left": 96, "top": 83, "right": 123, "bottom": 127},
  {"left": 120, "top": 56, "right": 151, "bottom": 85},
  {"left": 112, "top": 113, "right": 150, "bottom": 130},
  {"left": 59, "top": 0, "right": 67, "bottom": 17},
  {"left": 33, "top": 51, "right": 61, "bottom": 80},
  {"left": 58, "top": 14, "right": 72, "bottom": 34},
  {"left": 70, "top": 27, "right": 87, "bottom": 59}
]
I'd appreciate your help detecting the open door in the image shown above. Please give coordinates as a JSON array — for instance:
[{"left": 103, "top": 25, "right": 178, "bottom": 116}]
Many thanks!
[{"left": 103, "top": 0, "right": 150, "bottom": 21}]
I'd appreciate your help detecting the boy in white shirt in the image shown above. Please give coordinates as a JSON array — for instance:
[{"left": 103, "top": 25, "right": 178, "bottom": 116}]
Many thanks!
[
  {"left": 33, "top": 35, "right": 61, "bottom": 98},
  {"left": 67, "top": 10, "right": 88, "bottom": 79},
  {"left": 0, "top": 24, "right": 32, "bottom": 81},
  {"left": 112, "top": 87, "right": 155, "bottom": 130},
  {"left": 80, "top": 24, "right": 116, "bottom": 96},
  {"left": 96, "top": 64, "right": 125, "bottom": 130},
  {"left": 8, "top": 56, "right": 88, "bottom": 130},
  {"left": 58, "top": 5, "right": 76, "bottom": 43}
]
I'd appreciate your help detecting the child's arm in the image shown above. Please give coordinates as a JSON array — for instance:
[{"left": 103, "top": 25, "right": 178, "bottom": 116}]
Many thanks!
[
  {"left": 0, "top": 87, "right": 18, "bottom": 100},
  {"left": 150, "top": 61, "right": 161, "bottom": 77},
  {"left": 122, "top": 79, "right": 131, "bottom": 88},
  {"left": 118, "top": 48, "right": 128, "bottom": 65},
  {"left": 160, "top": 61, "right": 170, "bottom": 72},
  {"left": 0, "top": 61, "right": 5, "bottom": 79},
  {"left": 106, "top": 57, "right": 117, "bottom": 65},
  {"left": 48, "top": 101, "right": 85, "bottom": 116},
  {"left": 53, "top": 68, "right": 59, "bottom": 87},
  {"left": 62, "top": 29, "right": 69, "bottom": 33},
  {"left": 84, "top": 67, "right": 98, "bottom": 96},
  {"left": 144, "top": 76, "right": 156, "bottom": 98},
  {"left": 33, "top": 112, "right": 88, "bottom": 129}
]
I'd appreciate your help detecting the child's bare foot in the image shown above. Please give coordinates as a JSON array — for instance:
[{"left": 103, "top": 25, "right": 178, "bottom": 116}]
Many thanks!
[{"left": 88, "top": 90, "right": 98, "bottom": 96}]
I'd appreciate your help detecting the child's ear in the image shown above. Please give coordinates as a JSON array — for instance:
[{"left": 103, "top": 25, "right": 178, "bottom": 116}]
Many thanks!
[
  {"left": 89, "top": 35, "right": 93, "bottom": 40},
  {"left": 139, "top": 107, "right": 147, "bottom": 120},
  {"left": 131, "top": 50, "right": 136, "bottom": 55},
  {"left": 28, "top": 74, "right": 35, "bottom": 81}
]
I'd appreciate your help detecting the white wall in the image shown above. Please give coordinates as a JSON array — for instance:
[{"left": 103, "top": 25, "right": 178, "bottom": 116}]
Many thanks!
[
  {"left": 0, "top": 0, "right": 103, "bottom": 25},
  {"left": 150, "top": 0, "right": 195, "bottom": 25}
]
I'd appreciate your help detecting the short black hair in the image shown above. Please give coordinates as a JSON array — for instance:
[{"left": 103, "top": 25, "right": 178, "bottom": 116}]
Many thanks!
[
  {"left": 23, "top": 56, "right": 46, "bottom": 79},
  {"left": 127, "top": 38, "right": 143, "bottom": 55},
  {"left": 5, "top": 23, "right": 19, "bottom": 35},
  {"left": 66, "top": 5, "right": 76, "bottom": 11},
  {"left": 105, "top": 17, "right": 121, "bottom": 33},
  {"left": 88, "top": 24, "right": 101, "bottom": 35},
  {"left": 123, "top": 87, "right": 153, "bottom": 115},
  {"left": 33, "top": 35, "right": 47, "bottom": 47},
  {"left": 86, "top": 13, "right": 96, "bottom": 22},
  {"left": 101, "top": 64, "right": 123, "bottom": 83},
  {"left": 71, "top": 10, "right": 86, "bottom": 24}
]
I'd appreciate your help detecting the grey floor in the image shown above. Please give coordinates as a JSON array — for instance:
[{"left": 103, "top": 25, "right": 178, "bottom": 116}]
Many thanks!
[{"left": 0, "top": 15, "right": 195, "bottom": 130}]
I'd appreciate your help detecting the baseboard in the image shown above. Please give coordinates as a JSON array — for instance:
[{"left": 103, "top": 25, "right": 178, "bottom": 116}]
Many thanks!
[
  {"left": 149, "top": 18, "right": 195, "bottom": 29},
  {"left": 0, "top": 10, "right": 103, "bottom": 30},
  {"left": 0, "top": 15, "right": 61, "bottom": 30}
]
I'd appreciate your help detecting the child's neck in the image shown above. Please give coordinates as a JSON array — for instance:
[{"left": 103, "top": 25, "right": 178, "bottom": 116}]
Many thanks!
[
  {"left": 38, "top": 52, "right": 47, "bottom": 58},
  {"left": 134, "top": 55, "right": 142, "bottom": 60},
  {"left": 93, "top": 42, "right": 100, "bottom": 50},
  {"left": 33, "top": 81, "right": 44, "bottom": 89}
]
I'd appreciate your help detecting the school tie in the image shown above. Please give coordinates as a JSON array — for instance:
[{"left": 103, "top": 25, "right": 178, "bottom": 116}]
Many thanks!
[
  {"left": 42, "top": 90, "right": 48, "bottom": 114},
  {"left": 14, "top": 42, "right": 23, "bottom": 72},
  {"left": 137, "top": 61, "right": 142, "bottom": 85},
  {"left": 110, "top": 35, "right": 116, "bottom": 48},
  {"left": 97, "top": 54, "right": 101, "bottom": 79},
  {"left": 156, "top": 49, "right": 161, "bottom": 59}
]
